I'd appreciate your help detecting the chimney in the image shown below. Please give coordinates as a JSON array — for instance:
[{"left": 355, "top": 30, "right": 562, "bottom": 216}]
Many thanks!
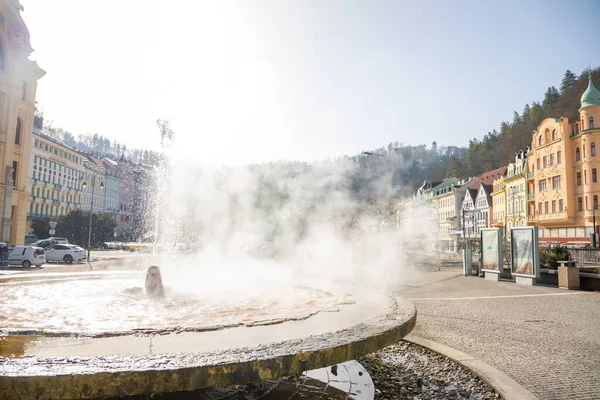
[{"left": 34, "top": 114, "right": 44, "bottom": 130}]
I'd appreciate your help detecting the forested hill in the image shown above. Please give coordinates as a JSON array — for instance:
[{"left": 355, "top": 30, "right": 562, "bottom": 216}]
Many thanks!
[{"left": 456, "top": 68, "right": 600, "bottom": 178}]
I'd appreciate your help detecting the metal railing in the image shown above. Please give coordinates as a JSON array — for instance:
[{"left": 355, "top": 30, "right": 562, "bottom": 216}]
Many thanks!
[{"left": 566, "top": 248, "right": 600, "bottom": 268}]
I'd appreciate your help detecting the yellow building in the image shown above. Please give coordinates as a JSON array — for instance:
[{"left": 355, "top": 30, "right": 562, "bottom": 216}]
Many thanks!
[
  {"left": 504, "top": 150, "right": 529, "bottom": 234},
  {"left": 528, "top": 72, "right": 600, "bottom": 243},
  {"left": 491, "top": 175, "right": 506, "bottom": 230},
  {"left": 0, "top": 0, "right": 45, "bottom": 244}
]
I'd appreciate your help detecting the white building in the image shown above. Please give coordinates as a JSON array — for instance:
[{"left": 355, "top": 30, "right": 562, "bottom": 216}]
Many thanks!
[
  {"left": 81, "top": 154, "right": 105, "bottom": 212},
  {"left": 432, "top": 178, "right": 474, "bottom": 251},
  {"left": 101, "top": 158, "right": 121, "bottom": 214},
  {"left": 28, "top": 117, "right": 85, "bottom": 223}
]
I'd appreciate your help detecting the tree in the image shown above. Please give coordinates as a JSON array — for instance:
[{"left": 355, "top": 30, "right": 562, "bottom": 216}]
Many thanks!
[
  {"left": 560, "top": 70, "right": 577, "bottom": 93},
  {"left": 521, "top": 103, "right": 531, "bottom": 124},
  {"left": 542, "top": 86, "right": 560, "bottom": 113},
  {"left": 448, "top": 156, "right": 464, "bottom": 178},
  {"left": 30, "top": 219, "right": 49, "bottom": 239},
  {"left": 56, "top": 210, "right": 118, "bottom": 248}
]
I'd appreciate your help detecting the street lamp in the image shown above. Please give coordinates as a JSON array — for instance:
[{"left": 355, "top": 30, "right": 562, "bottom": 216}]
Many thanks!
[
  {"left": 81, "top": 174, "right": 104, "bottom": 261},
  {"left": 593, "top": 203, "right": 598, "bottom": 248}
]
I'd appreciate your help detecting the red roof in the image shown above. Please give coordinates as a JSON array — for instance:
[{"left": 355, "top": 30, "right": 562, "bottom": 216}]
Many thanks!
[{"left": 469, "top": 166, "right": 507, "bottom": 190}]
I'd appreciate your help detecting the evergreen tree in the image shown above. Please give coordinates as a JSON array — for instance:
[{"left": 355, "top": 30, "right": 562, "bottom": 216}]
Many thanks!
[
  {"left": 521, "top": 104, "right": 531, "bottom": 124},
  {"left": 448, "top": 156, "right": 464, "bottom": 178},
  {"left": 560, "top": 70, "right": 577, "bottom": 93}
]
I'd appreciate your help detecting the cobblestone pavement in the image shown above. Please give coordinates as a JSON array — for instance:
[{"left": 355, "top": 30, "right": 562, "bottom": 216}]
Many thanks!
[{"left": 395, "top": 269, "right": 600, "bottom": 400}]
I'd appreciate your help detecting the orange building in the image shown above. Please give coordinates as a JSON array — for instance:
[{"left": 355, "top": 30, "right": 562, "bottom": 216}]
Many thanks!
[{"left": 528, "top": 72, "right": 600, "bottom": 243}]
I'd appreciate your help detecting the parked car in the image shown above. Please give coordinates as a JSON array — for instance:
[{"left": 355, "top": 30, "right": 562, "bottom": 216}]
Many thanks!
[
  {"left": 8, "top": 246, "right": 45, "bottom": 268},
  {"left": 44, "top": 244, "right": 86, "bottom": 264},
  {"left": 0, "top": 242, "right": 9, "bottom": 268},
  {"left": 32, "top": 237, "right": 69, "bottom": 248},
  {"left": 24, "top": 234, "right": 38, "bottom": 244}
]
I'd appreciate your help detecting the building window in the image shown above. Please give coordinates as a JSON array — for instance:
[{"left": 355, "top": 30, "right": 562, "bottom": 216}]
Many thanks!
[
  {"left": 538, "top": 202, "right": 542, "bottom": 214},
  {"left": 552, "top": 175, "right": 561, "bottom": 189},
  {"left": 15, "top": 118, "right": 22, "bottom": 145},
  {"left": 585, "top": 169, "right": 588, "bottom": 184},
  {"left": 577, "top": 172, "right": 582, "bottom": 186},
  {"left": 537, "top": 158, "right": 541, "bottom": 170},
  {"left": 545, "top": 202, "right": 549, "bottom": 214},
  {"left": 12, "top": 161, "right": 17, "bottom": 187},
  {"left": 592, "top": 117, "right": 595, "bottom": 130},
  {"left": 595, "top": 195, "right": 599, "bottom": 210},
  {"left": 594, "top": 169, "right": 597, "bottom": 183},
  {"left": 592, "top": 142, "right": 597, "bottom": 157},
  {"left": 576, "top": 148, "right": 581, "bottom": 161},
  {"left": 557, "top": 151, "right": 562, "bottom": 164},
  {"left": 543, "top": 156, "right": 547, "bottom": 168},
  {"left": 582, "top": 118, "right": 585, "bottom": 130},
  {"left": 550, "top": 154, "right": 554, "bottom": 166},
  {"left": 539, "top": 135, "right": 544, "bottom": 146},
  {"left": 578, "top": 198, "right": 583, "bottom": 211},
  {"left": 559, "top": 199, "right": 563, "bottom": 212},
  {"left": 21, "top": 81, "right": 27, "bottom": 101},
  {"left": 539, "top": 179, "right": 547, "bottom": 192},
  {"left": 552, "top": 200, "right": 556, "bottom": 213},
  {"left": 586, "top": 196, "right": 589, "bottom": 210},
  {"left": 552, "top": 129, "right": 557, "bottom": 140}
]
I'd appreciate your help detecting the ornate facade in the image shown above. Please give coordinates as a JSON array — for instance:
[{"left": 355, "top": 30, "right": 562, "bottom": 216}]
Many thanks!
[{"left": 0, "top": 0, "right": 44, "bottom": 244}]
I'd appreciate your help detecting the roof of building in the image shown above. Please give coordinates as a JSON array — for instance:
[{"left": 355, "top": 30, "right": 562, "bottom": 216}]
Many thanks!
[
  {"left": 581, "top": 72, "right": 600, "bottom": 108},
  {"left": 469, "top": 166, "right": 507, "bottom": 190},
  {"left": 33, "top": 125, "right": 81, "bottom": 155}
]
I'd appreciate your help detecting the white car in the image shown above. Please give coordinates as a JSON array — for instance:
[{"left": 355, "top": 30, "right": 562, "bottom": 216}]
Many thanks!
[
  {"left": 44, "top": 244, "right": 86, "bottom": 264},
  {"left": 8, "top": 246, "right": 45, "bottom": 268}
]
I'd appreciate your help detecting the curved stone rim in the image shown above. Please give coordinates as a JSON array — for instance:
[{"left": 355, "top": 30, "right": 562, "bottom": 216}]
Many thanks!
[{"left": 0, "top": 298, "right": 416, "bottom": 400}]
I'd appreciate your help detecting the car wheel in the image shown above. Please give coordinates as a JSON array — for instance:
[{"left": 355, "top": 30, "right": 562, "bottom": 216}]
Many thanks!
[
  {"left": 22, "top": 260, "right": 31, "bottom": 268},
  {"left": 64, "top": 255, "right": 73, "bottom": 264}
]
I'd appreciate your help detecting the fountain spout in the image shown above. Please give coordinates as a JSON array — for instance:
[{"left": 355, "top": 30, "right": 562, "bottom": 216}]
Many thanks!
[{"left": 145, "top": 266, "right": 166, "bottom": 299}]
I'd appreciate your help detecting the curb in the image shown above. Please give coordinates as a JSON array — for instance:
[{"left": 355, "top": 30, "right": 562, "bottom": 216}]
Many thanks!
[{"left": 404, "top": 334, "right": 539, "bottom": 400}]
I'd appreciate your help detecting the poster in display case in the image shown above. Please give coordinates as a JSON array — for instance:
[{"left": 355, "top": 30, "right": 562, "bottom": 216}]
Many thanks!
[{"left": 510, "top": 226, "right": 540, "bottom": 278}]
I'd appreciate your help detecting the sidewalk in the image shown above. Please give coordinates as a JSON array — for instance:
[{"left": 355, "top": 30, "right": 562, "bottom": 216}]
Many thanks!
[{"left": 395, "top": 267, "right": 600, "bottom": 400}]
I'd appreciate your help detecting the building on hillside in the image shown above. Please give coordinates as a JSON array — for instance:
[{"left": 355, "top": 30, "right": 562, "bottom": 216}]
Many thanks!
[
  {"left": 100, "top": 157, "right": 121, "bottom": 214},
  {"left": 461, "top": 167, "right": 507, "bottom": 241},
  {"left": 505, "top": 149, "right": 529, "bottom": 236},
  {"left": 28, "top": 116, "right": 85, "bottom": 226},
  {"left": 491, "top": 174, "right": 506, "bottom": 232},
  {"left": 0, "top": 0, "right": 45, "bottom": 244},
  {"left": 528, "top": 72, "right": 600, "bottom": 243},
  {"left": 81, "top": 154, "right": 105, "bottom": 213}
]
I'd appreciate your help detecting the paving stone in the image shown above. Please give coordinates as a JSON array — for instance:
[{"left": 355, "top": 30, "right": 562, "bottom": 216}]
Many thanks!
[{"left": 408, "top": 273, "right": 600, "bottom": 400}]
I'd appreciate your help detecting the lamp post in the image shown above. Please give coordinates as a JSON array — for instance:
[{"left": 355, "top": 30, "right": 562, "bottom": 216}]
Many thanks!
[
  {"left": 593, "top": 204, "right": 598, "bottom": 248},
  {"left": 81, "top": 173, "right": 104, "bottom": 261}
]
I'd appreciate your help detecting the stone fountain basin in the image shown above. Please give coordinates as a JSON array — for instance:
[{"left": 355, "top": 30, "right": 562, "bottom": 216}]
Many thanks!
[{"left": 0, "top": 270, "right": 416, "bottom": 399}]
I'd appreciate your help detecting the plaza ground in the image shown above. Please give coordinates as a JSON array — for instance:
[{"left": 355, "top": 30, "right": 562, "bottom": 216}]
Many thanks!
[{"left": 395, "top": 267, "right": 600, "bottom": 400}]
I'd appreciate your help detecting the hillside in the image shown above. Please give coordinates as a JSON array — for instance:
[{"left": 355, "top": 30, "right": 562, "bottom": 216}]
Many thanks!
[{"left": 461, "top": 68, "right": 600, "bottom": 177}]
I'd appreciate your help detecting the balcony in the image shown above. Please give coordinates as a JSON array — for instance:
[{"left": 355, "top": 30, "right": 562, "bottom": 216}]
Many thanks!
[{"left": 537, "top": 211, "right": 569, "bottom": 223}]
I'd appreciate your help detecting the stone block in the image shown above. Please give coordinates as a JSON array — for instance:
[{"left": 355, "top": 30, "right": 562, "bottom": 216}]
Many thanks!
[{"left": 558, "top": 266, "right": 580, "bottom": 289}]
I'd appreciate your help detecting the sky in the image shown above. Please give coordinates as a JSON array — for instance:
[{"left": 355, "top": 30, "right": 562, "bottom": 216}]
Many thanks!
[{"left": 20, "top": 0, "right": 600, "bottom": 165}]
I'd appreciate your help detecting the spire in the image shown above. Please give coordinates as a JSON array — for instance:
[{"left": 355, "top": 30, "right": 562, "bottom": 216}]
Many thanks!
[{"left": 581, "top": 69, "right": 600, "bottom": 108}]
